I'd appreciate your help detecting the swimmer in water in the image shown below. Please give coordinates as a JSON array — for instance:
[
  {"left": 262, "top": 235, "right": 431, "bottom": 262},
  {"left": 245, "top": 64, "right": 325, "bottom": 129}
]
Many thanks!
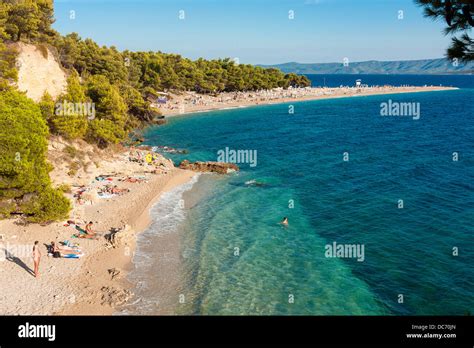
[{"left": 281, "top": 217, "right": 288, "bottom": 226}]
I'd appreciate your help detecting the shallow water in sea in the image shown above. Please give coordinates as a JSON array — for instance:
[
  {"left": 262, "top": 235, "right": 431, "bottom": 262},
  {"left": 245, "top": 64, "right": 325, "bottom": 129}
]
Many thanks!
[{"left": 125, "top": 76, "right": 473, "bottom": 315}]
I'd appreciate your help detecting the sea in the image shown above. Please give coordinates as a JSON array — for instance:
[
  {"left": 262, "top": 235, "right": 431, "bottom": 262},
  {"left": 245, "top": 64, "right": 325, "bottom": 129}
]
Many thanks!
[{"left": 120, "top": 74, "right": 474, "bottom": 315}]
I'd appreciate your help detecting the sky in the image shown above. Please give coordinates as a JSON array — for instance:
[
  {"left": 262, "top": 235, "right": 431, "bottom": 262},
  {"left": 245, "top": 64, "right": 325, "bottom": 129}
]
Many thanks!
[{"left": 53, "top": 0, "right": 453, "bottom": 64}]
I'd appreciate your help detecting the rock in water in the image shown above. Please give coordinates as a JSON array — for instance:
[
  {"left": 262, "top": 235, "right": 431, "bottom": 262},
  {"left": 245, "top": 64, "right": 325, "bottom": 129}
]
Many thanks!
[{"left": 179, "top": 160, "right": 239, "bottom": 174}]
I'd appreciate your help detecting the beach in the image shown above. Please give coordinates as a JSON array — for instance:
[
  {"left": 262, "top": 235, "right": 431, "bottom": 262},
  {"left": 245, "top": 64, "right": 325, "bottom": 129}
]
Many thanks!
[
  {"left": 156, "top": 85, "right": 458, "bottom": 116},
  {"left": 0, "top": 137, "right": 195, "bottom": 315}
]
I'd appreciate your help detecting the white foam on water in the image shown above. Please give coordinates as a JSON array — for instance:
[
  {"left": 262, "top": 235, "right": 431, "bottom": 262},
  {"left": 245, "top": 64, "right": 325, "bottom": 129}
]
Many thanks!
[
  {"left": 133, "top": 173, "right": 200, "bottom": 266},
  {"left": 117, "top": 174, "right": 201, "bottom": 315}
]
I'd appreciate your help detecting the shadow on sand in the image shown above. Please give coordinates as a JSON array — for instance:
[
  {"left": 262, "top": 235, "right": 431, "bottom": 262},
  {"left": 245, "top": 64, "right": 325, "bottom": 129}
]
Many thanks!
[{"left": 3, "top": 249, "right": 35, "bottom": 277}]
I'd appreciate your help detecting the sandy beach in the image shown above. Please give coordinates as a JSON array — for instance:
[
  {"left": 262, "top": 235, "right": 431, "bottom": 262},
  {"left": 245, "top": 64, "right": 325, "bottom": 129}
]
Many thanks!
[
  {"left": 157, "top": 86, "right": 458, "bottom": 116},
  {"left": 0, "top": 137, "right": 195, "bottom": 315}
]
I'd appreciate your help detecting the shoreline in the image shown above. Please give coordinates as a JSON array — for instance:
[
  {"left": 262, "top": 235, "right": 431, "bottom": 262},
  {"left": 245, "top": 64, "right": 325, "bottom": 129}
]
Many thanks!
[
  {"left": 0, "top": 139, "right": 196, "bottom": 315},
  {"left": 119, "top": 173, "right": 204, "bottom": 315},
  {"left": 0, "top": 85, "right": 461, "bottom": 316},
  {"left": 159, "top": 86, "right": 458, "bottom": 117},
  {"left": 59, "top": 168, "right": 196, "bottom": 315}
]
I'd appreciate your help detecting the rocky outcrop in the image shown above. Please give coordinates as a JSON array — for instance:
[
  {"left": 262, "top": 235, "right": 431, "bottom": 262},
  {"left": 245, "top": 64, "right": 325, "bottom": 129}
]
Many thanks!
[{"left": 179, "top": 160, "right": 239, "bottom": 174}]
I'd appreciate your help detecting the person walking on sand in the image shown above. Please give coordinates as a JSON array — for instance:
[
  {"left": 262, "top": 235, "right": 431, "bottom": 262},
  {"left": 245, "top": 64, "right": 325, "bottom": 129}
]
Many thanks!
[{"left": 32, "top": 241, "right": 41, "bottom": 278}]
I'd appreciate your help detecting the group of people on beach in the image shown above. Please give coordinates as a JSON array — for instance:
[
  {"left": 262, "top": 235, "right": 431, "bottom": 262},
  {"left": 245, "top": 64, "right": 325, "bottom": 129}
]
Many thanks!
[
  {"left": 31, "top": 221, "right": 95, "bottom": 278},
  {"left": 98, "top": 184, "right": 130, "bottom": 196},
  {"left": 28, "top": 148, "right": 173, "bottom": 280},
  {"left": 155, "top": 87, "right": 327, "bottom": 111},
  {"left": 128, "top": 147, "right": 170, "bottom": 175}
]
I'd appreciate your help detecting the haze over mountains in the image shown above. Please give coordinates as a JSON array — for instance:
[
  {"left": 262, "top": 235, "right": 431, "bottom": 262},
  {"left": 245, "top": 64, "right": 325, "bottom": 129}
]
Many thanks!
[{"left": 260, "top": 58, "right": 474, "bottom": 75}]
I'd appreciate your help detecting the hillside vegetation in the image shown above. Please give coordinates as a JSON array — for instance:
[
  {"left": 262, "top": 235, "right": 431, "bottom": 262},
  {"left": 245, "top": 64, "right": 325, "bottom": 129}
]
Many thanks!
[{"left": 0, "top": 0, "right": 310, "bottom": 223}]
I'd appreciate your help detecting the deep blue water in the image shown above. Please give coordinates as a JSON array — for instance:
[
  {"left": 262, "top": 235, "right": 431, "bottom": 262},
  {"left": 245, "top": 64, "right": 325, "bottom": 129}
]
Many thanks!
[{"left": 137, "top": 78, "right": 473, "bottom": 315}]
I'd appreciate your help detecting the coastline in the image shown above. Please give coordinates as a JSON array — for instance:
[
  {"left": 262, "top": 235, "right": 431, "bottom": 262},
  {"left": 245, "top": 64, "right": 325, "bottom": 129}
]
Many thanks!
[
  {"left": 0, "top": 139, "right": 196, "bottom": 315},
  {"left": 59, "top": 168, "right": 196, "bottom": 315},
  {"left": 159, "top": 86, "right": 458, "bottom": 117},
  {"left": 0, "top": 85, "right": 462, "bottom": 316}
]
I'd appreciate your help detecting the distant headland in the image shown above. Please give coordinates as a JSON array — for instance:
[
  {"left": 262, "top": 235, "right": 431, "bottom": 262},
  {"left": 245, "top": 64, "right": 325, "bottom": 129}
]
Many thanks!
[{"left": 259, "top": 58, "right": 474, "bottom": 75}]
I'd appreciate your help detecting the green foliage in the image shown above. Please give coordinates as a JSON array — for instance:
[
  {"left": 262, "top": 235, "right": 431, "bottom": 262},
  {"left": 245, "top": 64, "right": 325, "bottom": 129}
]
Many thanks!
[
  {"left": 38, "top": 92, "right": 55, "bottom": 120},
  {"left": 0, "top": 89, "right": 50, "bottom": 198},
  {"left": 21, "top": 187, "right": 71, "bottom": 222},
  {"left": 0, "top": 89, "right": 70, "bottom": 222},
  {"left": 87, "top": 118, "right": 127, "bottom": 147},
  {"left": 86, "top": 75, "right": 127, "bottom": 118},
  {"left": 53, "top": 34, "right": 310, "bottom": 95},
  {"left": 49, "top": 73, "right": 89, "bottom": 139},
  {"left": 84, "top": 75, "right": 128, "bottom": 146},
  {"left": 65, "top": 71, "right": 87, "bottom": 102},
  {"left": 283, "top": 73, "right": 312, "bottom": 88},
  {"left": 124, "top": 54, "right": 311, "bottom": 93},
  {"left": 0, "top": 2, "right": 18, "bottom": 89},
  {"left": 0, "top": 42, "right": 17, "bottom": 89},
  {"left": 415, "top": 0, "right": 473, "bottom": 62},
  {"left": 55, "top": 34, "right": 128, "bottom": 83},
  {"left": 0, "top": 2, "right": 9, "bottom": 40},
  {"left": 3, "top": 0, "right": 56, "bottom": 42},
  {"left": 50, "top": 114, "right": 89, "bottom": 139},
  {"left": 120, "top": 83, "right": 157, "bottom": 123},
  {"left": 447, "top": 33, "right": 474, "bottom": 62}
]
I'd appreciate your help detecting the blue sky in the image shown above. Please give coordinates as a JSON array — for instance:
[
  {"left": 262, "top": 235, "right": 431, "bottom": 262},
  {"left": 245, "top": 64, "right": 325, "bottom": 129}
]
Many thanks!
[{"left": 53, "top": 0, "right": 452, "bottom": 64}]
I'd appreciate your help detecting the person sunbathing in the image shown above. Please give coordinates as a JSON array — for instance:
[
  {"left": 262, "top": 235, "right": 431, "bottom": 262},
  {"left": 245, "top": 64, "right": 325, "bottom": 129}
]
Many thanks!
[
  {"left": 111, "top": 186, "right": 129, "bottom": 194},
  {"left": 122, "top": 177, "right": 143, "bottom": 183},
  {"left": 85, "top": 221, "right": 95, "bottom": 235},
  {"left": 73, "top": 222, "right": 97, "bottom": 239},
  {"left": 51, "top": 241, "right": 82, "bottom": 257}
]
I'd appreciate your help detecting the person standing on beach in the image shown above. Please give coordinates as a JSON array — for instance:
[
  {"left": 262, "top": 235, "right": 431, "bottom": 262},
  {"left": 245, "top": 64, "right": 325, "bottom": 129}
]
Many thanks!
[{"left": 32, "top": 241, "right": 41, "bottom": 278}]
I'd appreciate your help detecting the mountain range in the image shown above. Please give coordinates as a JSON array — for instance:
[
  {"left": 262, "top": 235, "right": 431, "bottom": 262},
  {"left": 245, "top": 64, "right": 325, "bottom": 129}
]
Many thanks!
[{"left": 260, "top": 58, "right": 474, "bottom": 75}]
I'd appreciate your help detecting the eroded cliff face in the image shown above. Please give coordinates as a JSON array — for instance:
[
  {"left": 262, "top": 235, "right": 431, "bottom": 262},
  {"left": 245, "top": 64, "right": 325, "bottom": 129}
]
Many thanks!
[{"left": 14, "top": 42, "right": 67, "bottom": 102}]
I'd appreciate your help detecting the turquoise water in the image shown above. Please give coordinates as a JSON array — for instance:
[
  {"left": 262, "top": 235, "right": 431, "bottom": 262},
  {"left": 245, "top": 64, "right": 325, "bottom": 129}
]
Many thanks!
[{"left": 139, "top": 88, "right": 473, "bottom": 315}]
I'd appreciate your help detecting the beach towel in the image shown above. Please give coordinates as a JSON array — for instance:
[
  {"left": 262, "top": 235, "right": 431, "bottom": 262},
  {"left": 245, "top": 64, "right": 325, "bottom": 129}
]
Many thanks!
[
  {"left": 61, "top": 240, "right": 79, "bottom": 248},
  {"left": 72, "top": 233, "right": 101, "bottom": 240},
  {"left": 98, "top": 193, "right": 114, "bottom": 199},
  {"left": 74, "top": 225, "right": 87, "bottom": 234},
  {"left": 62, "top": 252, "right": 84, "bottom": 259}
]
